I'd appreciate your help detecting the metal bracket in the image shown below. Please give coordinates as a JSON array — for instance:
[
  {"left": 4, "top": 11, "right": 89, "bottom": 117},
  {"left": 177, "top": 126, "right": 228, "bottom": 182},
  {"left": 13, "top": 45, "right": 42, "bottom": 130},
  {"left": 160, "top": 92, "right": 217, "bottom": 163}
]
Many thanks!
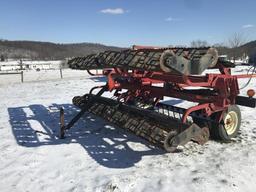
[{"left": 164, "top": 123, "right": 210, "bottom": 152}]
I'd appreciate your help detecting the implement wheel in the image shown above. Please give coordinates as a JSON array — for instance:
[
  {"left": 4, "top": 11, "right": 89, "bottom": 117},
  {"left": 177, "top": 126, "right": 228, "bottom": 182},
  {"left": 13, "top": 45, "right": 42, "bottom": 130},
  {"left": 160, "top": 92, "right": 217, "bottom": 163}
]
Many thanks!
[{"left": 212, "top": 105, "right": 241, "bottom": 142}]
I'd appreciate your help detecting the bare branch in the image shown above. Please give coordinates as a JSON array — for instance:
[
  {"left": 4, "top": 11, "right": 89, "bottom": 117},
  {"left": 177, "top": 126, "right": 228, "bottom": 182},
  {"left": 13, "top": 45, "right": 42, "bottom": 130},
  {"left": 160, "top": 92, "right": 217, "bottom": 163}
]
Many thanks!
[
  {"left": 228, "top": 32, "right": 246, "bottom": 48},
  {"left": 190, "top": 40, "right": 209, "bottom": 48},
  {"left": 228, "top": 32, "right": 247, "bottom": 62}
]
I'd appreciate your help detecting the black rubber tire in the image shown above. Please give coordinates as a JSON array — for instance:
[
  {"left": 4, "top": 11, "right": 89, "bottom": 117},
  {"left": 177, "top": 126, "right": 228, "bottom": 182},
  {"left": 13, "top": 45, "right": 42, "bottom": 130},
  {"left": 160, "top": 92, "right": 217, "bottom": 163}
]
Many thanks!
[
  {"left": 192, "top": 116, "right": 209, "bottom": 128},
  {"left": 211, "top": 105, "right": 241, "bottom": 142}
]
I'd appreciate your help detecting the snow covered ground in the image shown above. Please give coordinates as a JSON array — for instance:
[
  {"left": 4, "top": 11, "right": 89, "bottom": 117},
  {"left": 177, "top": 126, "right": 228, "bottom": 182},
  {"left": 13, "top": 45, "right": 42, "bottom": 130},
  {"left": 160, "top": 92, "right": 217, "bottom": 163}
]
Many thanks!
[
  {"left": 0, "top": 66, "right": 256, "bottom": 192},
  {"left": 0, "top": 69, "right": 97, "bottom": 84}
]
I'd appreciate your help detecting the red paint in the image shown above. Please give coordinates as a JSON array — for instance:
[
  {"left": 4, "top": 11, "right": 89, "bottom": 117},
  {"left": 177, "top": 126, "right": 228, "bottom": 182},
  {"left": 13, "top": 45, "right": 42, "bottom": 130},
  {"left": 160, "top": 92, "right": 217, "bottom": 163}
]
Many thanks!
[{"left": 104, "top": 62, "right": 255, "bottom": 123}]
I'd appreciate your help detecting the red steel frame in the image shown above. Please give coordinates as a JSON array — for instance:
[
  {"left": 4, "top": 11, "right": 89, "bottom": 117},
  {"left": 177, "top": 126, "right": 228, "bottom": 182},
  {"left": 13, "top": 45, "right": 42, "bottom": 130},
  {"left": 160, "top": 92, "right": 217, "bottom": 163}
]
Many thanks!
[{"left": 104, "top": 66, "right": 256, "bottom": 124}]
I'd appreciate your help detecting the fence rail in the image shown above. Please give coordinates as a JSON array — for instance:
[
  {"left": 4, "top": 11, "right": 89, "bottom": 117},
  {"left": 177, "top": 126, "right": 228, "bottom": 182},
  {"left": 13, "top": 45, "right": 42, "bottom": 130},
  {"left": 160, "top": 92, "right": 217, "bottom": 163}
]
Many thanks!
[
  {"left": 0, "top": 71, "right": 24, "bottom": 82},
  {"left": 0, "top": 69, "right": 104, "bottom": 84}
]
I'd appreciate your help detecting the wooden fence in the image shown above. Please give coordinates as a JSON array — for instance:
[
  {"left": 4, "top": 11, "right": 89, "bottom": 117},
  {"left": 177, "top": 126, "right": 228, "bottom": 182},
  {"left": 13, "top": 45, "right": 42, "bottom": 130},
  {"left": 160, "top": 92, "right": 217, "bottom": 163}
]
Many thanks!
[{"left": 0, "top": 71, "right": 24, "bottom": 83}]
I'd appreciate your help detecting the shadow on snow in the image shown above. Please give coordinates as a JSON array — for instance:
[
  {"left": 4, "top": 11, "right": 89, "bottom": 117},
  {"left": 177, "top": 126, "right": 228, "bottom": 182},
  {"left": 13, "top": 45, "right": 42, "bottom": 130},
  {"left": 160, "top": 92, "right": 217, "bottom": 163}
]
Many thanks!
[{"left": 8, "top": 103, "right": 165, "bottom": 169}]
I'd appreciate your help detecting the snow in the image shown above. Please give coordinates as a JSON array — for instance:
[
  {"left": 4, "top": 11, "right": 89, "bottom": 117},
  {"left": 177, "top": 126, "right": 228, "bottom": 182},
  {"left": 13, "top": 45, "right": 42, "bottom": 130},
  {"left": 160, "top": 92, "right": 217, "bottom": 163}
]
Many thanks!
[
  {"left": 0, "top": 69, "right": 97, "bottom": 84},
  {"left": 0, "top": 66, "right": 256, "bottom": 192}
]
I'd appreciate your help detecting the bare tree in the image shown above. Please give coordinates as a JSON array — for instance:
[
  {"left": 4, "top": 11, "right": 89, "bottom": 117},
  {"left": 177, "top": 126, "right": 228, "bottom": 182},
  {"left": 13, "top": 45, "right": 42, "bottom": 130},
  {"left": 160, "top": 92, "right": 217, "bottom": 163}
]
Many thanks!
[
  {"left": 228, "top": 32, "right": 245, "bottom": 48},
  {"left": 190, "top": 40, "right": 209, "bottom": 48},
  {"left": 0, "top": 55, "right": 4, "bottom": 62},
  {"left": 228, "top": 32, "right": 246, "bottom": 62},
  {"left": 213, "top": 43, "right": 225, "bottom": 48}
]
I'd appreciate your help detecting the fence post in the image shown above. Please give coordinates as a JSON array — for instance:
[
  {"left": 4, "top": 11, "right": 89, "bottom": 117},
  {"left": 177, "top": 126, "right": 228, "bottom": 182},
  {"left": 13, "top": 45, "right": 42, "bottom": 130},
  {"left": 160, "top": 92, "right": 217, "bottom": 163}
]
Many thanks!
[
  {"left": 21, "top": 71, "right": 24, "bottom": 83},
  {"left": 60, "top": 68, "right": 63, "bottom": 79}
]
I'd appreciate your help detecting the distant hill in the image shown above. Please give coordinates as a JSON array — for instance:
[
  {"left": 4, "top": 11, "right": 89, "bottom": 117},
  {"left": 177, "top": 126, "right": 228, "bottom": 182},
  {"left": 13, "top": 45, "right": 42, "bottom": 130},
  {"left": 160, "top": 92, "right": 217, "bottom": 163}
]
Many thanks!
[
  {"left": 240, "top": 40, "right": 256, "bottom": 56},
  {"left": 215, "top": 40, "right": 256, "bottom": 59},
  {"left": 0, "top": 39, "right": 256, "bottom": 61},
  {"left": 0, "top": 40, "right": 124, "bottom": 60}
]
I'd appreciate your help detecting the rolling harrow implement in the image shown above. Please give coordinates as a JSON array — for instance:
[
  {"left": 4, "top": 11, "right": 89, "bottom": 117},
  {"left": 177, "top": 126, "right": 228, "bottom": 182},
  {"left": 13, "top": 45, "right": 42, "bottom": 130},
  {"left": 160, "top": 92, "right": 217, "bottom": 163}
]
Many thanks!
[{"left": 60, "top": 45, "right": 256, "bottom": 152}]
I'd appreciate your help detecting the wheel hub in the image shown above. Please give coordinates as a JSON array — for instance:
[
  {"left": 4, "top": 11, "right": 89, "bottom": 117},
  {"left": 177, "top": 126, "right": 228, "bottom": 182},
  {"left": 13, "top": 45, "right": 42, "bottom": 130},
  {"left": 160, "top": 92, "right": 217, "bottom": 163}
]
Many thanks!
[{"left": 224, "top": 111, "right": 238, "bottom": 135}]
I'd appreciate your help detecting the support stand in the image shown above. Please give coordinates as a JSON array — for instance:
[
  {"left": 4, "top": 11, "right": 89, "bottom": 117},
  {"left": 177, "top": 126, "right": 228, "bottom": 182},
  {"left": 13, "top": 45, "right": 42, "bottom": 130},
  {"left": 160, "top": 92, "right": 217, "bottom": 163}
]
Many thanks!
[
  {"left": 59, "top": 107, "right": 65, "bottom": 139},
  {"left": 59, "top": 85, "right": 108, "bottom": 139}
]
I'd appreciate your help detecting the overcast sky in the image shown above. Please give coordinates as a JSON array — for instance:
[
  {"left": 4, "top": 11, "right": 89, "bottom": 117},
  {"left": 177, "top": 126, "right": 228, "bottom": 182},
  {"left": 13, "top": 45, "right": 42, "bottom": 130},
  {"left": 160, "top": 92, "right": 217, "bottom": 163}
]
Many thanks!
[{"left": 0, "top": 0, "right": 255, "bottom": 47}]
